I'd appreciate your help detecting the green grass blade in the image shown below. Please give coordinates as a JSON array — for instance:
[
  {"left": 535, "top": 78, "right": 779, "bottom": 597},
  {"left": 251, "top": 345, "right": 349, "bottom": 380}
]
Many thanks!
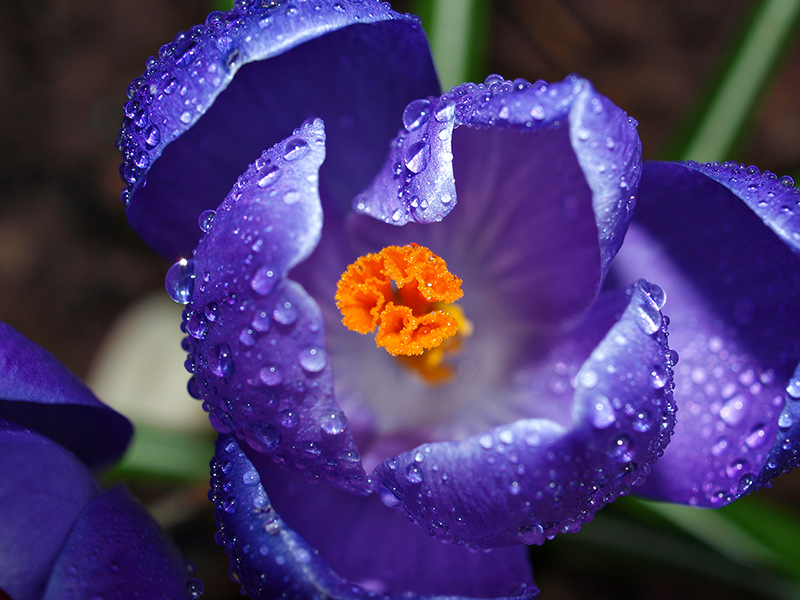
[
  {"left": 411, "top": 0, "right": 490, "bottom": 90},
  {"left": 105, "top": 425, "right": 213, "bottom": 482},
  {"left": 620, "top": 495, "right": 800, "bottom": 585},
  {"left": 667, "top": 0, "right": 800, "bottom": 162}
]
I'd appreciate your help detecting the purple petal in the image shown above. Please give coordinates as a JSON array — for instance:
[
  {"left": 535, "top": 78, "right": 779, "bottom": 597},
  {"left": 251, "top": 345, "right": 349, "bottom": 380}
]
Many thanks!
[
  {"left": 374, "top": 281, "right": 676, "bottom": 548},
  {"left": 211, "top": 434, "right": 538, "bottom": 599},
  {"left": 0, "top": 421, "right": 99, "bottom": 600},
  {"left": 42, "top": 486, "right": 195, "bottom": 599},
  {"left": 120, "top": 0, "right": 438, "bottom": 260},
  {"left": 356, "top": 75, "right": 641, "bottom": 279},
  {"left": 611, "top": 161, "right": 800, "bottom": 506},
  {"left": 186, "top": 119, "right": 370, "bottom": 494},
  {"left": 0, "top": 321, "right": 132, "bottom": 468}
]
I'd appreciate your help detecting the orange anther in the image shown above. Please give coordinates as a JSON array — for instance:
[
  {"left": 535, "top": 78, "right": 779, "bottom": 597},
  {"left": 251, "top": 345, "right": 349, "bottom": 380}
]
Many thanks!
[{"left": 335, "top": 245, "right": 463, "bottom": 356}]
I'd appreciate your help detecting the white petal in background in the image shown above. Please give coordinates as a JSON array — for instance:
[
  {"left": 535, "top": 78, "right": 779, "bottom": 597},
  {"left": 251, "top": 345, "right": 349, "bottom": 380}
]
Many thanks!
[{"left": 88, "top": 292, "right": 210, "bottom": 435}]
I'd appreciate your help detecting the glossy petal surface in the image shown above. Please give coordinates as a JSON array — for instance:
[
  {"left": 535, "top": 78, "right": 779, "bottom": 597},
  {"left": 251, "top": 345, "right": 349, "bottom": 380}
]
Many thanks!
[
  {"left": 0, "top": 421, "right": 99, "bottom": 600},
  {"left": 186, "top": 119, "right": 370, "bottom": 494},
  {"left": 211, "top": 435, "right": 539, "bottom": 599},
  {"left": 612, "top": 161, "right": 800, "bottom": 506},
  {"left": 374, "top": 281, "right": 676, "bottom": 548},
  {"left": 42, "top": 486, "right": 194, "bottom": 600},
  {"left": 120, "top": 0, "right": 438, "bottom": 259},
  {"left": 0, "top": 321, "right": 132, "bottom": 468},
  {"left": 356, "top": 75, "right": 641, "bottom": 279}
]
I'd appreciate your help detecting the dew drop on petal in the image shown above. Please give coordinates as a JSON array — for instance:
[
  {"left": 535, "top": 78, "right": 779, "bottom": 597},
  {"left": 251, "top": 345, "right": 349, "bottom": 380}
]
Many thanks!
[
  {"left": 745, "top": 423, "right": 768, "bottom": 449},
  {"left": 632, "top": 409, "right": 653, "bottom": 432},
  {"left": 320, "top": 411, "right": 345, "bottom": 435},
  {"left": 517, "top": 524, "right": 545, "bottom": 545},
  {"left": 433, "top": 98, "right": 455, "bottom": 122},
  {"left": 251, "top": 310, "right": 271, "bottom": 332},
  {"left": 259, "top": 365, "right": 282, "bottom": 386},
  {"left": 405, "top": 464, "right": 423, "bottom": 483},
  {"left": 210, "top": 343, "right": 234, "bottom": 378},
  {"left": 402, "top": 98, "right": 431, "bottom": 132},
  {"left": 257, "top": 162, "right": 281, "bottom": 188},
  {"left": 651, "top": 364, "right": 668, "bottom": 389},
  {"left": 379, "top": 485, "right": 403, "bottom": 508},
  {"left": 719, "top": 395, "right": 748, "bottom": 427},
  {"left": 245, "top": 421, "right": 281, "bottom": 453},
  {"left": 787, "top": 374, "right": 800, "bottom": 399},
  {"left": 283, "top": 137, "right": 309, "bottom": 161},
  {"left": 403, "top": 141, "right": 431, "bottom": 174},
  {"left": 591, "top": 396, "right": 616, "bottom": 429},
  {"left": 198, "top": 209, "right": 215, "bottom": 233},
  {"left": 609, "top": 435, "right": 634, "bottom": 463},
  {"left": 299, "top": 346, "right": 326, "bottom": 373},
  {"left": 165, "top": 259, "right": 195, "bottom": 304},
  {"left": 273, "top": 299, "right": 298, "bottom": 325},
  {"left": 250, "top": 266, "right": 277, "bottom": 296}
]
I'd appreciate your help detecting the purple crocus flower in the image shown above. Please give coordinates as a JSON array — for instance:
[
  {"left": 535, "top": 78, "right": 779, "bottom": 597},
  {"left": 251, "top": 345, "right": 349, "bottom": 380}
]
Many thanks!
[
  {"left": 118, "top": 0, "right": 800, "bottom": 597},
  {"left": 0, "top": 321, "right": 201, "bottom": 599}
]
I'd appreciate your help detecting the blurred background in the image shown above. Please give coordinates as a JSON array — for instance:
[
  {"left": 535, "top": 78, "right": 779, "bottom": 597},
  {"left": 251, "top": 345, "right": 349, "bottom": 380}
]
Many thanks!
[{"left": 1, "top": 0, "right": 799, "bottom": 598}]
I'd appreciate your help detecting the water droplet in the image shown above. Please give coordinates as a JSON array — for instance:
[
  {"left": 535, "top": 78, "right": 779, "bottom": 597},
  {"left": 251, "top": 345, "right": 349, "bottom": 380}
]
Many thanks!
[
  {"left": 144, "top": 125, "right": 160, "bottom": 147},
  {"left": 259, "top": 365, "right": 282, "bottom": 386},
  {"left": 245, "top": 421, "right": 281, "bottom": 453},
  {"left": 242, "top": 469, "right": 260, "bottom": 486},
  {"left": 257, "top": 162, "right": 281, "bottom": 187},
  {"left": 726, "top": 459, "right": 749, "bottom": 479},
  {"left": 632, "top": 409, "right": 652, "bottom": 432},
  {"left": 479, "top": 434, "right": 493, "bottom": 449},
  {"left": 320, "top": 411, "right": 345, "bottom": 435},
  {"left": 204, "top": 302, "right": 219, "bottom": 322},
  {"left": 180, "top": 111, "right": 192, "bottom": 124},
  {"left": 778, "top": 412, "right": 793, "bottom": 429},
  {"left": 518, "top": 524, "right": 545, "bottom": 545},
  {"left": 610, "top": 435, "right": 634, "bottom": 463},
  {"left": 635, "top": 294, "right": 662, "bottom": 334},
  {"left": 165, "top": 259, "right": 195, "bottom": 304},
  {"left": 719, "top": 395, "right": 748, "bottom": 426},
  {"left": 251, "top": 310, "right": 271, "bottom": 332},
  {"left": 530, "top": 105, "right": 545, "bottom": 120},
  {"left": 590, "top": 396, "right": 616, "bottom": 429},
  {"left": 379, "top": 485, "right": 402, "bottom": 508},
  {"left": 579, "top": 369, "right": 598, "bottom": 389},
  {"left": 405, "top": 464, "right": 423, "bottom": 483},
  {"left": 642, "top": 281, "right": 666, "bottom": 309},
  {"left": 403, "top": 141, "right": 430, "bottom": 174},
  {"left": 283, "top": 137, "right": 309, "bottom": 161},
  {"left": 433, "top": 98, "right": 455, "bottom": 122},
  {"left": 299, "top": 346, "right": 326, "bottom": 373},
  {"left": 273, "top": 299, "right": 298, "bottom": 325},
  {"left": 251, "top": 266, "right": 277, "bottom": 296},
  {"left": 238, "top": 327, "right": 256, "bottom": 347},
  {"left": 280, "top": 409, "right": 298, "bottom": 428},
  {"left": 745, "top": 423, "right": 768, "bottom": 449},
  {"left": 402, "top": 99, "right": 432, "bottom": 131},
  {"left": 787, "top": 376, "right": 800, "bottom": 399},
  {"left": 187, "top": 312, "right": 208, "bottom": 340},
  {"left": 198, "top": 209, "right": 215, "bottom": 232},
  {"left": 210, "top": 343, "right": 234, "bottom": 378}
]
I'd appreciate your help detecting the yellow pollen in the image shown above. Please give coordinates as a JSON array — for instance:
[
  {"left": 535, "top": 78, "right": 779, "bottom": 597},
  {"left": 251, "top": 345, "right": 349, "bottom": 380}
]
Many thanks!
[{"left": 335, "top": 245, "right": 468, "bottom": 366}]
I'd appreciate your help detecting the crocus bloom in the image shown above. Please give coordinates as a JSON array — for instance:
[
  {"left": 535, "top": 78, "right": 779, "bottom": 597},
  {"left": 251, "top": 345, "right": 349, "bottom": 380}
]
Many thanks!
[
  {"left": 119, "top": 0, "right": 800, "bottom": 597},
  {"left": 0, "top": 321, "right": 200, "bottom": 599}
]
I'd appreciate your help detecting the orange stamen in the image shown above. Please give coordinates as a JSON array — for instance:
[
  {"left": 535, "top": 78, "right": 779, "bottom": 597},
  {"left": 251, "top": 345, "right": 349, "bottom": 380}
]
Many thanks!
[{"left": 335, "top": 244, "right": 464, "bottom": 357}]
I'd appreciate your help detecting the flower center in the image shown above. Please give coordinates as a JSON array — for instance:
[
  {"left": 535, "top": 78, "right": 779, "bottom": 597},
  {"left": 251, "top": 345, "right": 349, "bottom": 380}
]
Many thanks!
[{"left": 335, "top": 244, "right": 471, "bottom": 383}]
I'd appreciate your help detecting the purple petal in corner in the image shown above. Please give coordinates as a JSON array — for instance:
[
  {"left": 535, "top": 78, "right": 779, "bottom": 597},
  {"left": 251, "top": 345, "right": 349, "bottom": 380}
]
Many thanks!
[
  {"left": 0, "top": 321, "right": 132, "bottom": 468},
  {"left": 120, "top": 0, "right": 438, "bottom": 260},
  {"left": 612, "top": 161, "right": 800, "bottom": 506}
]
